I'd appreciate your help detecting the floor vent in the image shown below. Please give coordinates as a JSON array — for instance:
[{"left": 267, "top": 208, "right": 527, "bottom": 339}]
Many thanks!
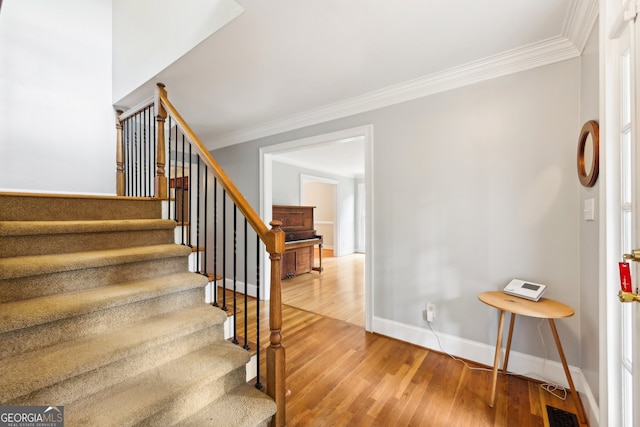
[{"left": 546, "top": 405, "right": 579, "bottom": 427}]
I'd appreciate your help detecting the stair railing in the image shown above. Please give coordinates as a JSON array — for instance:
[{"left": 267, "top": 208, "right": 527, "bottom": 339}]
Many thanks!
[{"left": 115, "top": 83, "right": 286, "bottom": 427}]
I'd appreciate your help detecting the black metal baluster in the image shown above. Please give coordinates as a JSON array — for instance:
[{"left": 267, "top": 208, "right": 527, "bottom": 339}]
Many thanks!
[
  {"left": 134, "top": 113, "right": 139, "bottom": 196},
  {"left": 180, "top": 134, "right": 186, "bottom": 245},
  {"left": 139, "top": 111, "right": 144, "bottom": 196},
  {"left": 213, "top": 178, "right": 218, "bottom": 307},
  {"left": 196, "top": 157, "right": 201, "bottom": 274},
  {"left": 142, "top": 109, "right": 147, "bottom": 196},
  {"left": 124, "top": 119, "right": 128, "bottom": 196},
  {"left": 145, "top": 108, "right": 149, "bottom": 195},
  {"left": 188, "top": 142, "right": 192, "bottom": 247},
  {"left": 129, "top": 118, "right": 134, "bottom": 196},
  {"left": 204, "top": 165, "right": 209, "bottom": 281},
  {"left": 129, "top": 116, "right": 136, "bottom": 196},
  {"left": 134, "top": 113, "right": 138, "bottom": 196},
  {"left": 172, "top": 124, "right": 178, "bottom": 222},
  {"left": 243, "top": 217, "right": 249, "bottom": 351},
  {"left": 222, "top": 190, "right": 227, "bottom": 312},
  {"left": 255, "top": 235, "right": 262, "bottom": 390},
  {"left": 166, "top": 116, "right": 175, "bottom": 221},
  {"left": 149, "top": 105, "right": 154, "bottom": 196},
  {"left": 123, "top": 120, "right": 129, "bottom": 196},
  {"left": 232, "top": 205, "right": 238, "bottom": 345},
  {"left": 145, "top": 107, "right": 148, "bottom": 196}
]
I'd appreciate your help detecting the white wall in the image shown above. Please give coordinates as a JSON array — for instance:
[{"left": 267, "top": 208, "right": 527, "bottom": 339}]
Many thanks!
[
  {"left": 212, "top": 58, "right": 583, "bottom": 367},
  {"left": 112, "top": 0, "right": 244, "bottom": 103},
  {"left": 0, "top": 0, "right": 115, "bottom": 194},
  {"left": 579, "top": 21, "right": 600, "bottom": 406},
  {"left": 301, "top": 180, "right": 335, "bottom": 249}
]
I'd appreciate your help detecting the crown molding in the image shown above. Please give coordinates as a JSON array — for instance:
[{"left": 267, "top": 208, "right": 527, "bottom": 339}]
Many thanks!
[
  {"left": 209, "top": 35, "right": 582, "bottom": 150},
  {"left": 563, "top": 0, "right": 599, "bottom": 53}
]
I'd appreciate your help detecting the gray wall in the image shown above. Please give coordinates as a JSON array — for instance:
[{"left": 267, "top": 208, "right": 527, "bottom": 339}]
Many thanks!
[
  {"left": 272, "top": 161, "right": 302, "bottom": 205},
  {"left": 579, "top": 22, "right": 600, "bottom": 403},
  {"left": 212, "top": 58, "right": 585, "bottom": 365}
]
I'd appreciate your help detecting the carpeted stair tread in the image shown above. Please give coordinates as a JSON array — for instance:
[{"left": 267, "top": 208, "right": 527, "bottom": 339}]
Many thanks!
[
  {"left": 0, "top": 272, "right": 208, "bottom": 334},
  {"left": 0, "top": 244, "right": 192, "bottom": 280},
  {"left": 181, "top": 383, "right": 276, "bottom": 427},
  {"left": 0, "top": 304, "right": 227, "bottom": 402},
  {"left": 0, "top": 193, "right": 161, "bottom": 221},
  {"left": 0, "top": 219, "right": 176, "bottom": 237},
  {"left": 66, "top": 342, "right": 252, "bottom": 426},
  {"left": 0, "top": 220, "right": 177, "bottom": 258}
]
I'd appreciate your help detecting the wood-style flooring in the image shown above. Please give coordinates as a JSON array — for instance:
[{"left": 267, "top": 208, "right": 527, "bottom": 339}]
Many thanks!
[{"left": 230, "top": 253, "right": 588, "bottom": 426}]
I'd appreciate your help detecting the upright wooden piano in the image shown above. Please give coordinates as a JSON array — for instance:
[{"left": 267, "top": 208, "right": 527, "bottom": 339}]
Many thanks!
[{"left": 272, "top": 205, "right": 323, "bottom": 279}]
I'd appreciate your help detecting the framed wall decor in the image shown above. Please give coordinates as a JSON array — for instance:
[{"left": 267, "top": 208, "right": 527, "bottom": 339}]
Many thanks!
[{"left": 577, "top": 120, "right": 599, "bottom": 187}]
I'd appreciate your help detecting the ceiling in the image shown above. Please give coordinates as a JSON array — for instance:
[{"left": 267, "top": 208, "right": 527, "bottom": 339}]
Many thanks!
[
  {"left": 117, "top": 0, "right": 597, "bottom": 175},
  {"left": 272, "top": 136, "right": 365, "bottom": 177}
]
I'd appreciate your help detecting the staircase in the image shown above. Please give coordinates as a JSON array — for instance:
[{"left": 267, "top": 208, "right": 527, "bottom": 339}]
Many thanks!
[{"left": 0, "top": 193, "right": 276, "bottom": 426}]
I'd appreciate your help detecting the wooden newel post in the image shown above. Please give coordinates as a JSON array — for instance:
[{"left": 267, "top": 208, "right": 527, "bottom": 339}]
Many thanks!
[
  {"left": 154, "top": 83, "right": 168, "bottom": 200},
  {"left": 115, "top": 109, "right": 125, "bottom": 196},
  {"left": 267, "top": 221, "right": 286, "bottom": 427}
]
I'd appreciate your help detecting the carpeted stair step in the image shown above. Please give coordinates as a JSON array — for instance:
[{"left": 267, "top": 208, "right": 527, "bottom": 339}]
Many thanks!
[
  {"left": 0, "top": 272, "right": 209, "bottom": 359},
  {"left": 65, "top": 342, "right": 253, "bottom": 426},
  {"left": 0, "top": 219, "right": 177, "bottom": 257},
  {"left": 181, "top": 383, "right": 276, "bottom": 427},
  {"left": 0, "top": 244, "right": 192, "bottom": 303},
  {"left": 0, "top": 193, "right": 161, "bottom": 221},
  {"left": 0, "top": 304, "right": 228, "bottom": 405},
  {"left": 0, "top": 192, "right": 277, "bottom": 425}
]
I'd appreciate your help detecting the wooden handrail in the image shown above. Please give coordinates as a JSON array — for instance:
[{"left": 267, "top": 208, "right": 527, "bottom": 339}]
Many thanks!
[
  {"left": 118, "top": 98, "right": 154, "bottom": 122},
  {"left": 156, "top": 85, "right": 273, "bottom": 243}
]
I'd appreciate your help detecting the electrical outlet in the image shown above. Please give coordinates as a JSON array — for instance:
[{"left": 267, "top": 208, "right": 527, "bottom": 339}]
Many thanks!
[
  {"left": 426, "top": 303, "right": 435, "bottom": 322},
  {"left": 424, "top": 302, "right": 435, "bottom": 322}
]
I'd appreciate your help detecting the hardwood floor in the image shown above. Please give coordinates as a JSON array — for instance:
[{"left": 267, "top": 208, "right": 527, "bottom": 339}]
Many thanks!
[
  {"left": 281, "top": 253, "right": 365, "bottom": 327},
  {"left": 230, "top": 253, "right": 588, "bottom": 426}
]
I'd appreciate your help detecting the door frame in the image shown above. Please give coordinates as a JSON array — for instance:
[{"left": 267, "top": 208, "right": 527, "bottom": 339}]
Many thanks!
[{"left": 259, "top": 125, "right": 374, "bottom": 332}]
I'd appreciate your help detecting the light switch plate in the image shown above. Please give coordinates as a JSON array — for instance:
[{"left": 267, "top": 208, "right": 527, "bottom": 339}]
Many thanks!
[{"left": 584, "top": 198, "right": 595, "bottom": 221}]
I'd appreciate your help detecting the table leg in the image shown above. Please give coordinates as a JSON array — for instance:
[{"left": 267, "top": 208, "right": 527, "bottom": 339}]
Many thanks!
[
  {"left": 548, "top": 319, "right": 586, "bottom": 424},
  {"left": 503, "top": 313, "right": 516, "bottom": 373},
  {"left": 490, "top": 309, "right": 506, "bottom": 408}
]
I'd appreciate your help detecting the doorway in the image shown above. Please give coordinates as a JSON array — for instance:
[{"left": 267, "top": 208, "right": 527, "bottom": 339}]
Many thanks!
[
  {"left": 301, "top": 175, "right": 337, "bottom": 257},
  {"left": 260, "top": 125, "right": 374, "bottom": 331}
]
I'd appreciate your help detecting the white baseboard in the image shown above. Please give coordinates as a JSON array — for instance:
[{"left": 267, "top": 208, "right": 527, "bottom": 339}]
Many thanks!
[
  {"left": 372, "top": 316, "right": 599, "bottom": 426},
  {"left": 204, "top": 278, "right": 259, "bottom": 304},
  {"left": 220, "top": 278, "right": 258, "bottom": 299}
]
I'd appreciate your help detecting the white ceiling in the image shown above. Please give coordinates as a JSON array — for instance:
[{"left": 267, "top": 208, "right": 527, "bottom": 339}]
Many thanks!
[
  {"left": 272, "top": 136, "right": 365, "bottom": 177},
  {"left": 116, "top": 0, "right": 597, "bottom": 175}
]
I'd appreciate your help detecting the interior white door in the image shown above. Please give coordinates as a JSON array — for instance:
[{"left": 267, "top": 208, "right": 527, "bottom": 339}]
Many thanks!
[
  {"left": 608, "top": 2, "right": 640, "bottom": 425},
  {"left": 632, "top": 10, "right": 640, "bottom": 427}
]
